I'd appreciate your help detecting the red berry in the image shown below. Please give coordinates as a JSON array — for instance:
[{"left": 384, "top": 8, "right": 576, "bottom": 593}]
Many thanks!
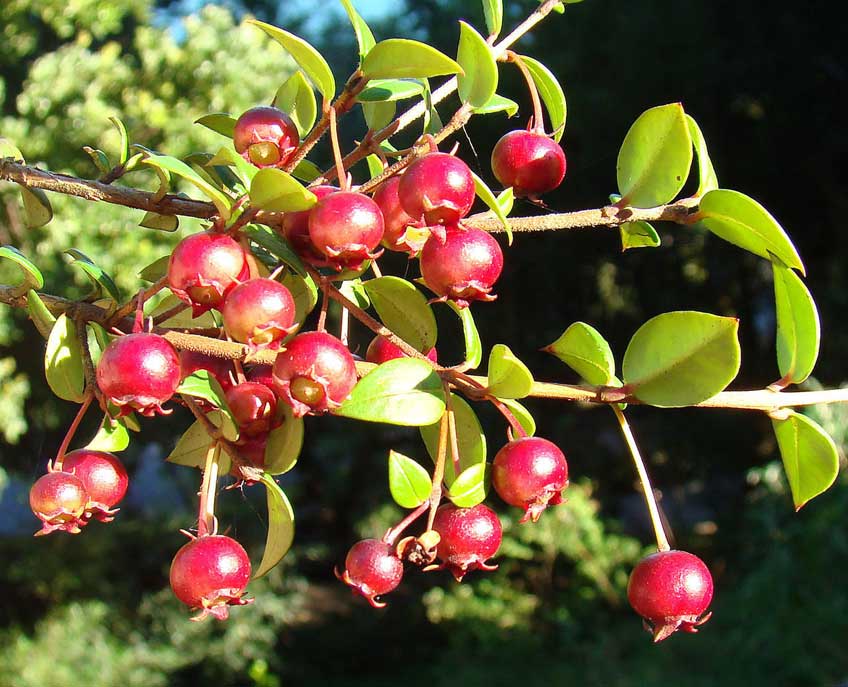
[
  {"left": 96, "top": 333, "right": 181, "bottom": 416},
  {"left": 245, "top": 364, "right": 275, "bottom": 390},
  {"left": 167, "top": 231, "right": 249, "bottom": 315},
  {"left": 492, "top": 437, "right": 568, "bottom": 523},
  {"left": 272, "top": 331, "right": 357, "bottom": 417},
  {"left": 419, "top": 226, "right": 503, "bottom": 308},
  {"left": 169, "top": 534, "right": 253, "bottom": 621},
  {"left": 179, "top": 350, "right": 234, "bottom": 393},
  {"left": 235, "top": 435, "right": 268, "bottom": 470},
  {"left": 29, "top": 470, "right": 89, "bottom": 536},
  {"left": 372, "top": 176, "right": 429, "bottom": 255},
  {"left": 398, "top": 153, "right": 475, "bottom": 225},
  {"left": 61, "top": 449, "right": 129, "bottom": 522},
  {"left": 431, "top": 503, "right": 502, "bottom": 581},
  {"left": 627, "top": 549, "right": 714, "bottom": 642},
  {"left": 225, "top": 381, "right": 278, "bottom": 437},
  {"left": 233, "top": 106, "right": 299, "bottom": 168},
  {"left": 365, "top": 336, "right": 437, "bottom": 365},
  {"left": 308, "top": 191, "right": 384, "bottom": 271},
  {"left": 281, "top": 184, "right": 337, "bottom": 266},
  {"left": 221, "top": 278, "right": 297, "bottom": 353},
  {"left": 491, "top": 130, "right": 566, "bottom": 197},
  {"left": 336, "top": 539, "right": 404, "bottom": 608}
]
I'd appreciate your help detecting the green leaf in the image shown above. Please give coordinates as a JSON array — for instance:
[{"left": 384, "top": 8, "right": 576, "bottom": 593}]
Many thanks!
[
  {"left": 243, "top": 225, "right": 307, "bottom": 277},
  {"left": 26, "top": 290, "right": 56, "bottom": 339},
  {"left": 274, "top": 71, "right": 317, "bottom": 138},
  {"left": 44, "top": 314, "right": 86, "bottom": 402},
  {"left": 249, "top": 20, "right": 335, "bottom": 100},
  {"left": 697, "top": 189, "right": 805, "bottom": 274},
  {"left": 85, "top": 416, "right": 130, "bottom": 453},
  {"left": 497, "top": 187, "right": 514, "bottom": 216},
  {"left": 335, "top": 358, "right": 445, "bottom": 426},
  {"left": 338, "top": 0, "right": 377, "bottom": 60},
  {"left": 176, "top": 370, "right": 238, "bottom": 440},
  {"left": 280, "top": 270, "right": 319, "bottom": 325},
  {"left": 0, "top": 245, "right": 44, "bottom": 290},
  {"left": 208, "top": 146, "right": 258, "bottom": 186},
  {"left": 64, "top": 249, "right": 121, "bottom": 303},
  {"left": 195, "top": 113, "right": 237, "bottom": 138},
  {"left": 544, "top": 321, "right": 616, "bottom": 386},
  {"left": 622, "top": 311, "right": 741, "bottom": 407},
  {"left": 20, "top": 186, "right": 53, "bottom": 228},
  {"left": 498, "top": 397, "right": 536, "bottom": 437},
  {"left": 773, "top": 259, "right": 820, "bottom": 384},
  {"left": 772, "top": 411, "right": 839, "bottom": 510},
  {"left": 366, "top": 154, "right": 384, "bottom": 180},
  {"left": 447, "top": 463, "right": 489, "bottom": 507},
  {"left": 250, "top": 168, "right": 317, "bottom": 213},
  {"left": 363, "top": 276, "right": 437, "bottom": 351},
  {"left": 359, "top": 79, "right": 426, "bottom": 102},
  {"left": 83, "top": 146, "right": 111, "bottom": 174},
  {"left": 473, "top": 93, "right": 519, "bottom": 117},
  {"left": 388, "top": 450, "right": 432, "bottom": 508},
  {"left": 292, "top": 159, "right": 322, "bottom": 183},
  {"left": 362, "top": 100, "right": 396, "bottom": 131},
  {"left": 139, "top": 211, "right": 179, "bottom": 232},
  {"left": 338, "top": 278, "right": 371, "bottom": 309},
  {"left": 166, "top": 412, "right": 232, "bottom": 472},
  {"left": 264, "top": 406, "right": 304, "bottom": 475},
  {"left": 481, "top": 0, "right": 503, "bottom": 37},
  {"left": 471, "top": 171, "right": 512, "bottom": 243},
  {"left": 457, "top": 22, "right": 499, "bottom": 109},
  {"left": 109, "top": 116, "right": 130, "bottom": 165},
  {"left": 686, "top": 115, "right": 719, "bottom": 196},
  {"left": 143, "top": 154, "right": 232, "bottom": 220},
  {"left": 254, "top": 474, "right": 296, "bottom": 579},
  {"left": 420, "top": 393, "right": 487, "bottom": 485},
  {"left": 447, "top": 300, "right": 482, "bottom": 370},
  {"left": 138, "top": 256, "right": 170, "bottom": 283},
  {"left": 620, "top": 221, "right": 660, "bottom": 250},
  {"left": 616, "top": 103, "right": 693, "bottom": 208},
  {"left": 520, "top": 56, "right": 567, "bottom": 141},
  {"left": 362, "top": 39, "right": 464, "bottom": 80},
  {"left": 486, "top": 343, "right": 534, "bottom": 399}
]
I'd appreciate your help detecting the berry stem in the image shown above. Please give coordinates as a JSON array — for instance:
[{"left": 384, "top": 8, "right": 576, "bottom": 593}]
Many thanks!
[
  {"left": 612, "top": 405, "right": 670, "bottom": 552},
  {"left": 197, "top": 441, "right": 221, "bottom": 537},
  {"left": 445, "top": 392, "right": 462, "bottom": 478},
  {"left": 328, "top": 107, "right": 350, "bottom": 192},
  {"left": 383, "top": 501, "right": 431, "bottom": 546},
  {"left": 53, "top": 393, "right": 94, "bottom": 469},
  {"left": 427, "top": 393, "right": 451, "bottom": 531},
  {"left": 339, "top": 305, "right": 350, "bottom": 347},
  {"left": 506, "top": 51, "right": 545, "bottom": 133},
  {"left": 316, "top": 278, "right": 330, "bottom": 333}
]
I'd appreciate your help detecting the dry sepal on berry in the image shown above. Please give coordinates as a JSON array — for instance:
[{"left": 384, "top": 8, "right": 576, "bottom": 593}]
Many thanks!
[
  {"left": 233, "top": 105, "right": 299, "bottom": 168},
  {"left": 491, "top": 130, "right": 566, "bottom": 198},
  {"left": 336, "top": 539, "right": 404, "bottom": 608},
  {"left": 398, "top": 152, "right": 475, "bottom": 226},
  {"left": 61, "top": 449, "right": 129, "bottom": 522},
  {"left": 221, "top": 278, "right": 297, "bottom": 354},
  {"left": 29, "top": 469, "right": 89, "bottom": 536},
  {"left": 307, "top": 191, "right": 385, "bottom": 271},
  {"left": 492, "top": 437, "right": 568, "bottom": 523},
  {"left": 430, "top": 503, "right": 503, "bottom": 581}
]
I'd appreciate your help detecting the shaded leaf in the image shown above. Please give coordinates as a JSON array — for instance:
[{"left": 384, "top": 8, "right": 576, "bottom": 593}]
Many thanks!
[
  {"left": 64, "top": 249, "right": 121, "bottom": 303},
  {"left": 143, "top": 154, "right": 232, "bottom": 220},
  {"left": 139, "top": 211, "right": 179, "bottom": 232},
  {"left": 176, "top": 370, "right": 238, "bottom": 440},
  {"left": 166, "top": 412, "right": 232, "bottom": 472},
  {"left": 520, "top": 55, "right": 567, "bottom": 141},
  {"left": 208, "top": 146, "right": 258, "bottom": 186},
  {"left": 486, "top": 343, "right": 533, "bottom": 399},
  {"left": 686, "top": 114, "right": 719, "bottom": 196},
  {"left": 362, "top": 39, "right": 463, "bottom": 80},
  {"left": 359, "top": 79, "right": 425, "bottom": 102},
  {"left": 544, "top": 321, "right": 616, "bottom": 386},
  {"left": 264, "top": 406, "right": 304, "bottom": 475},
  {"left": 20, "top": 186, "right": 53, "bottom": 228},
  {"left": 26, "top": 290, "right": 55, "bottom": 339},
  {"left": 45, "top": 314, "right": 86, "bottom": 402},
  {"left": 447, "top": 463, "right": 489, "bottom": 508},
  {"left": 362, "top": 100, "right": 396, "bottom": 131},
  {"left": 773, "top": 259, "right": 820, "bottom": 384},
  {"left": 457, "top": 22, "right": 499, "bottom": 108},
  {"left": 388, "top": 450, "right": 432, "bottom": 508},
  {"left": 109, "top": 116, "right": 130, "bottom": 164},
  {"left": 292, "top": 159, "right": 322, "bottom": 183},
  {"left": 447, "top": 300, "right": 482, "bottom": 370},
  {"left": 254, "top": 474, "right": 296, "bottom": 578},
  {"left": 243, "top": 224, "right": 307, "bottom": 277},
  {"left": 420, "top": 393, "right": 487, "bottom": 485},
  {"left": 363, "top": 276, "right": 437, "bottom": 351},
  {"left": 0, "top": 245, "right": 43, "bottom": 289},
  {"left": 620, "top": 221, "right": 660, "bottom": 250}
]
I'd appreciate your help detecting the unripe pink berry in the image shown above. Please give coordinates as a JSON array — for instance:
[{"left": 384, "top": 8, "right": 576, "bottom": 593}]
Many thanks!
[
  {"left": 221, "top": 278, "right": 297, "bottom": 353},
  {"left": 29, "top": 470, "right": 89, "bottom": 536},
  {"left": 61, "top": 449, "right": 129, "bottom": 522}
]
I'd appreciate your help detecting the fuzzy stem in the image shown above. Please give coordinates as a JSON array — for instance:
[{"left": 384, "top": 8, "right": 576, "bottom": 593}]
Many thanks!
[
  {"left": 197, "top": 442, "right": 221, "bottom": 537},
  {"left": 53, "top": 394, "right": 94, "bottom": 469}
]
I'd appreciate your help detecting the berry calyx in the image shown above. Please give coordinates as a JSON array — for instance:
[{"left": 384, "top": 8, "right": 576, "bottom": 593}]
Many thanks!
[
  {"left": 225, "top": 381, "right": 278, "bottom": 437},
  {"left": 492, "top": 436, "right": 568, "bottom": 523},
  {"left": 179, "top": 350, "right": 234, "bottom": 393},
  {"left": 490, "top": 130, "right": 566, "bottom": 197},
  {"left": 272, "top": 331, "right": 357, "bottom": 416},
  {"left": 308, "top": 191, "right": 384, "bottom": 271},
  {"left": 419, "top": 226, "right": 504, "bottom": 308},
  {"left": 169, "top": 534, "right": 253, "bottom": 621},
  {"left": 233, "top": 106, "right": 299, "bottom": 168},
  {"left": 372, "top": 176, "right": 429, "bottom": 255},
  {"left": 96, "top": 332, "right": 181, "bottom": 416},
  {"left": 365, "top": 335, "right": 437, "bottom": 365},
  {"left": 431, "top": 503, "right": 502, "bottom": 581},
  {"left": 167, "top": 231, "right": 249, "bottom": 315},
  {"left": 627, "top": 549, "right": 714, "bottom": 642},
  {"left": 398, "top": 153, "right": 475, "bottom": 225},
  {"left": 29, "top": 470, "right": 89, "bottom": 536},
  {"left": 221, "top": 278, "right": 297, "bottom": 353},
  {"left": 61, "top": 449, "right": 129, "bottom": 522},
  {"left": 281, "top": 185, "right": 337, "bottom": 266},
  {"left": 336, "top": 539, "right": 404, "bottom": 608}
]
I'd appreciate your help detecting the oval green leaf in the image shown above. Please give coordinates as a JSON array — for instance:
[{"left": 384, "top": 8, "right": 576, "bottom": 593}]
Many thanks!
[
  {"left": 544, "top": 321, "right": 616, "bottom": 386},
  {"left": 85, "top": 416, "right": 130, "bottom": 453},
  {"left": 473, "top": 93, "right": 519, "bottom": 117},
  {"left": 143, "top": 154, "right": 232, "bottom": 220},
  {"left": 292, "top": 159, "right": 322, "bottom": 183},
  {"left": 208, "top": 145, "right": 259, "bottom": 186},
  {"left": 339, "top": 0, "right": 377, "bottom": 60},
  {"left": 139, "top": 211, "right": 179, "bottom": 232},
  {"left": 622, "top": 311, "right": 741, "bottom": 407},
  {"left": 457, "top": 22, "right": 498, "bottom": 109},
  {"left": 686, "top": 115, "right": 718, "bottom": 197},
  {"left": 359, "top": 79, "right": 425, "bottom": 102},
  {"left": 176, "top": 370, "right": 237, "bottom": 439},
  {"left": 20, "top": 186, "right": 53, "bottom": 228},
  {"left": 486, "top": 343, "right": 534, "bottom": 399},
  {"left": 250, "top": 168, "right": 317, "bottom": 213},
  {"left": 773, "top": 260, "right": 820, "bottom": 384},
  {"left": 482, "top": 0, "right": 503, "bottom": 37},
  {"left": 274, "top": 71, "right": 317, "bottom": 138},
  {"left": 447, "top": 300, "right": 482, "bottom": 370},
  {"left": 362, "top": 39, "right": 463, "bottom": 80},
  {"left": 772, "top": 411, "right": 839, "bottom": 511},
  {"left": 0, "top": 245, "right": 43, "bottom": 290},
  {"left": 195, "top": 113, "right": 237, "bottom": 138},
  {"left": 244, "top": 224, "right": 308, "bottom": 277},
  {"left": 27, "top": 290, "right": 56, "bottom": 339},
  {"left": 616, "top": 103, "right": 693, "bottom": 208},
  {"left": 388, "top": 450, "right": 432, "bottom": 509},
  {"left": 254, "top": 473, "right": 296, "bottom": 579},
  {"left": 362, "top": 100, "right": 396, "bottom": 131},
  {"left": 471, "top": 171, "right": 512, "bottom": 243},
  {"left": 620, "top": 221, "right": 660, "bottom": 251},
  {"left": 65, "top": 249, "right": 121, "bottom": 303},
  {"left": 138, "top": 255, "right": 170, "bottom": 282},
  {"left": 420, "top": 393, "right": 487, "bottom": 485},
  {"left": 363, "top": 276, "right": 437, "bottom": 351},
  {"left": 498, "top": 397, "right": 536, "bottom": 437},
  {"left": 264, "top": 406, "right": 304, "bottom": 475},
  {"left": 447, "top": 462, "right": 489, "bottom": 508},
  {"left": 520, "top": 56, "right": 567, "bottom": 141},
  {"left": 45, "top": 314, "right": 86, "bottom": 403}
]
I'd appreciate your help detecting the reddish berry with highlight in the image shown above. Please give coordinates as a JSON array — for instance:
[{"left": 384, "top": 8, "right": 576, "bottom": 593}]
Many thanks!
[
  {"left": 29, "top": 470, "right": 89, "bottom": 536},
  {"left": 373, "top": 176, "right": 429, "bottom": 255},
  {"left": 627, "top": 549, "right": 714, "bottom": 642},
  {"left": 221, "top": 278, "right": 296, "bottom": 353},
  {"left": 398, "top": 152, "right": 475, "bottom": 226},
  {"left": 61, "top": 449, "right": 129, "bottom": 522},
  {"left": 365, "top": 336, "right": 437, "bottom": 365},
  {"left": 336, "top": 539, "right": 404, "bottom": 608},
  {"left": 492, "top": 437, "right": 568, "bottom": 523},
  {"left": 225, "top": 381, "right": 278, "bottom": 437},
  {"left": 96, "top": 332, "right": 181, "bottom": 416},
  {"left": 169, "top": 534, "right": 253, "bottom": 621},
  {"left": 281, "top": 185, "right": 337, "bottom": 266},
  {"left": 431, "top": 504, "right": 502, "bottom": 581},
  {"left": 308, "top": 191, "right": 384, "bottom": 271},
  {"left": 233, "top": 106, "right": 299, "bottom": 168},
  {"left": 491, "top": 130, "right": 566, "bottom": 197}
]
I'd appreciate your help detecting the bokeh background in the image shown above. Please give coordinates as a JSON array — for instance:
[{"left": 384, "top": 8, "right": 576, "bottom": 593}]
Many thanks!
[{"left": 2, "top": 1, "right": 847, "bottom": 685}]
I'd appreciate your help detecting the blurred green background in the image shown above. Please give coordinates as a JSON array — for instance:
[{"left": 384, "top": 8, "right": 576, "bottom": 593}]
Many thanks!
[{"left": 2, "top": 1, "right": 847, "bottom": 685}]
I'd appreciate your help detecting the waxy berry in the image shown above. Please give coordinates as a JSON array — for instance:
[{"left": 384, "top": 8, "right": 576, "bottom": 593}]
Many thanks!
[
  {"left": 336, "top": 539, "right": 404, "bottom": 608},
  {"left": 627, "top": 549, "right": 714, "bottom": 642},
  {"left": 431, "top": 504, "right": 502, "bottom": 581},
  {"left": 308, "top": 191, "right": 384, "bottom": 271},
  {"left": 96, "top": 333, "right": 181, "bottom": 416},
  {"left": 491, "top": 130, "right": 566, "bottom": 197},
  {"left": 221, "top": 278, "right": 297, "bottom": 353},
  {"left": 398, "top": 153, "right": 475, "bottom": 225},
  {"left": 233, "top": 106, "right": 299, "bottom": 168},
  {"left": 179, "top": 350, "right": 234, "bottom": 393},
  {"left": 169, "top": 534, "right": 253, "bottom": 621},
  {"left": 272, "top": 331, "right": 357, "bottom": 417},
  {"left": 419, "top": 226, "right": 504, "bottom": 308},
  {"left": 492, "top": 437, "right": 568, "bottom": 523},
  {"left": 225, "top": 381, "right": 278, "bottom": 437},
  {"left": 372, "top": 176, "right": 429, "bottom": 255},
  {"left": 281, "top": 185, "right": 337, "bottom": 266},
  {"left": 61, "top": 449, "right": 129, "bottom": 522},
  {"left": 167, "top": 231, "right": 249, "bottom": 315},
  {"left": 30, "top": 470, "right": 89, "bottom": 536},
  {"left": 245, "top": 364, "right": 275, "bottom": 390},
  {"left": 365, "top": 335, "right": 437, "bottom": 365}
]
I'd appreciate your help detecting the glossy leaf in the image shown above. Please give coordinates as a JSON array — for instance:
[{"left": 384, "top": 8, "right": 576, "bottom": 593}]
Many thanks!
[
  {"left": 139, "top": 211, "right": 179, "bottom": 232},
  {"left": 292, "top": 159, "right": 322, "bottom": 183},
  {"left": 362, "top": 100, "right": 396, "bottom": 131},
  {"left": 448, "top": 300, "right": 482, "bottom": 370},
  {"left": 498, "top": 397, "right": 536, "bottom": 437},
  {"left": 486, "top": 343, "right": 534, "bottom": 399},
  {"left": 45, "top": 314, "right": 86, "bottom": 403},
  {"left": 85, "top": 416, "right": 130, "bottom": 453},
  {"left": 335, "top": 358, "right": 445, "bottom": 426},
  {"left": 274, "top": 71, "right": 317, "bottom": 138},
  {"left": 338, "top": 278, "right": 370, "bottom": 309},
  {"left": 620, "top": 221, "right": 660, "bottom": 251},
  {"left": 195, "top": 113, "right": 237, "bottom": 138},
  {"left": 250, "top": 168, "right": 317, "bottom": 213},
  {"left": 143, "top": 154, "right": 232, "bottom": 220},
  {"left": 20, "top": 186, "right": 53, "bottom": 228},
  {"left": 362, "top": 39, "right": 463, "bottom": 80},
  {"left": 26, "top": 290, "right": 55, "bottom": 339},
  {"left": 773, "top": 260, "right": 820, "bottom": 384},
  {"left": 176, "top": 370, "right": 237, "bottom": 440},
  {"left": 363, "top": 276, "right": 437, "bottom": 351},
  {"left": 473, "top": 93, "right": 519, "bottom": 117},
  {"left": 497, "top": 187, "right": 514, "bottom": 216},
  {"left": 339, "top": 0, "right": 377, "bottom": 60},
  {"left": 686, "top": 115, "right": 719, "bottom": 196},
  {"left": 388, "top": 450, "right": 432, "bottom": 508},
  {"left": 482, "top": 0, "right": 503, "bottom": 37},
  {"left": 243, "top": 225, "right": 307, "bottom": 277},
  {"left": 83, "top": 146, "right": 111, "bottom": 175},
  {"left": 471, "top": 171, "right": 512, "bottom": 243},
  {"left": 616, "top": 103, "right": 693, "bottom": 208},
  {"left": 457, "top": 22, "right": 498, "bottom": 108},
  {"left": 772, "top": 411, "right": 839, "bottom": 511},
  {"left": 64, "top": 249, "right": 121, "bottom": 303},
  {"left": 697, "top": 189, "right": 805, "bottom": 274},
  {"left": 249, "top": 20, "right": 335, "bottom": 100},
  {"left": 544, "top": 321, "right": 616, "bottom": 386},
  {"left": 359, "top": 79, "right": 425, "bottom": 102},
  {"left": 0, "top": 245, "right": 43, "bottom": 289},
  {"left": 447, "top": 463, "right": 489, "bottom": 508},
  {"left": 421, "top": 393, "right": 486, "bottom": 485},
  {"left": 264, "top": 407, "right": 304, "bottom": 475},
  {"left": 254, "top": 474, "right": 296, "bottom": 578},
  {"left": 520, "top": 56, "right": 567, "bottom": 141},
  {"left": 366, "top": 154, "right": 384, "bottom": 180},
  {"left": 622, "top": 311, "right": 741, "bottom": 407}
]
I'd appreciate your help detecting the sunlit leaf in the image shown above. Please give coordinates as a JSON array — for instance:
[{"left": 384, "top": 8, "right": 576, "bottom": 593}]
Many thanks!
[
  {"left": 520, "top": 55, "right": 567, "bottom": 141},
  {"left": 362, "top": 39, "right": 463, "bottom": 80},
  {"left": 44, "top": 314, "right": 86, "bottom": 403},
  {"left": 420, "top": 393, "right": 487, "bottom": 485},
  {"left": 363, "top": 276, "right": 437, "bottom": 352},
  {"left": 254, "top": 474, "right": 296, "bottom": 578},
  {"left": 64, "top": 249, "right": 121, "bottom": 303},
  {"left": 486, "top": 343, "right": 533, "bottom": 399},
  {"left": 274, "top": 71, "right": 317, "bottom": 138},
  {"left": 0, "top": 245, "right": 43, "bottom": 290},
  {"left": 686, "top": 114, "right": 719, "bottom": 196},
  {"left": 773, "top": 259, "right": 820, "bottom": 384},
  {"left": 388, "top": 450, "right": 432, "bottom": 508},
  {"left": 447, "top": 463, "right": 489, "bottom": 508},
  {"left": 544, "top": 321, "right": 616, "bottom": 386},
  {"left": 620, "top": 221, "right": 660, "bottom": 251},
  {"left": 249, "top": 168, "right": 317, "bottom": 213},
  {"left": 457, "top": 22, "right": 499, "bottom": 108}
]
